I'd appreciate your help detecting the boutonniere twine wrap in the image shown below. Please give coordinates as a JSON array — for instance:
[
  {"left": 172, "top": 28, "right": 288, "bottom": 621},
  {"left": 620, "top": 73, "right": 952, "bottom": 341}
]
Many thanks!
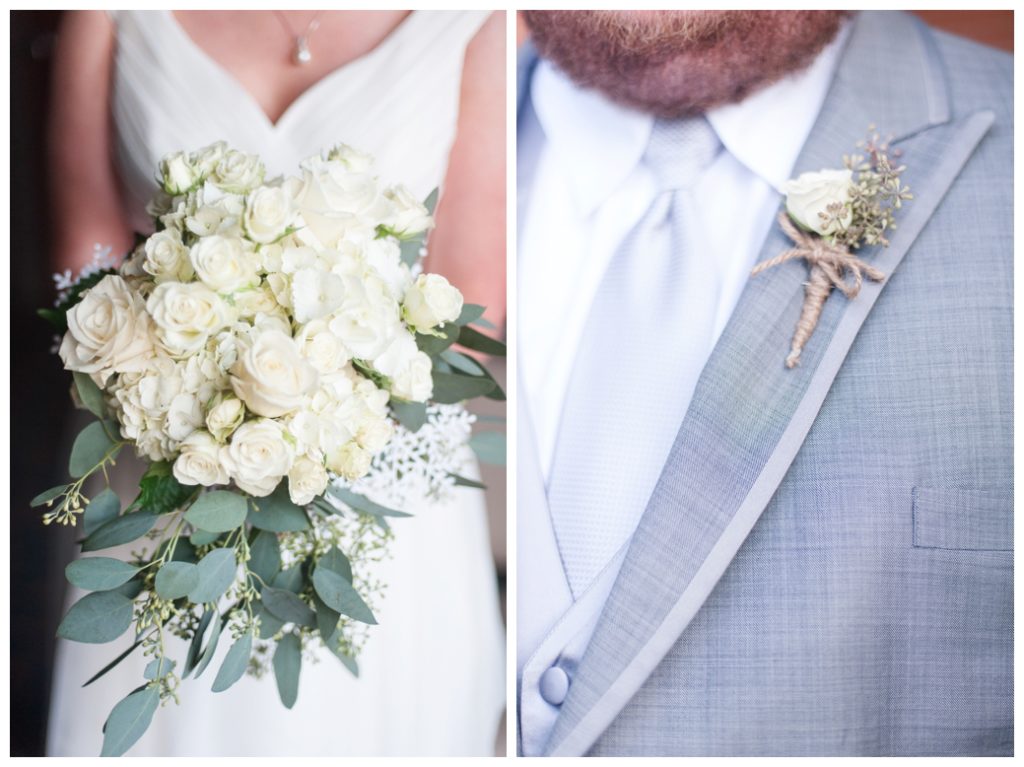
[{"left": 752, "top": 129, "right": 913, "bottom": 368}]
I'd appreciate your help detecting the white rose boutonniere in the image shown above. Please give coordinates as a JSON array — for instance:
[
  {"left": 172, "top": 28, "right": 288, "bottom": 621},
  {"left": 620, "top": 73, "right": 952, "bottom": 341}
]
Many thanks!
[{"left": 752, "top": 128, "right": 913, "bottom": 368}]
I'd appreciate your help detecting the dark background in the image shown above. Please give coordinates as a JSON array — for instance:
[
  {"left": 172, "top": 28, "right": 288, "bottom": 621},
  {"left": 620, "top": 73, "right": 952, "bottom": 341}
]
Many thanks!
[{"left": 9, "top": 10, "right": 1012, "bottom": 757}]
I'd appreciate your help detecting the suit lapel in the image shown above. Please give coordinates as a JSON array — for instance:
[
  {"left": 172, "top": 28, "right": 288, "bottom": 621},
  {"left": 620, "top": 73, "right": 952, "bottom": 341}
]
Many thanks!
[{"left": 545, "top": 11, "right": 996, "bottom": 756}]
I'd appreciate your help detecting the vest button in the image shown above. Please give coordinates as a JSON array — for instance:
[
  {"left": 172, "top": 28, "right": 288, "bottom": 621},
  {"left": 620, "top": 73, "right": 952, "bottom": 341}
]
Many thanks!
[{"left": 539, "top": 666, "right": 570, "bottom": 706}]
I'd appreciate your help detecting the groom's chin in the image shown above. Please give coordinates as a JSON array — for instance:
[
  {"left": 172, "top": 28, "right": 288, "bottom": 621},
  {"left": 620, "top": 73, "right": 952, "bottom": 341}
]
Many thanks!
[{"left": 522, "top": 9, "right": 848, "bottom": 117}]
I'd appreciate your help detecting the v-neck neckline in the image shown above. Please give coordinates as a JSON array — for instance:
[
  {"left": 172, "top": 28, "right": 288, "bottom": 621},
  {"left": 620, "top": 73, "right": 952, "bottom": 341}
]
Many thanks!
[{"left": 162, "top": 10, "right": 419, "bottom": 132}]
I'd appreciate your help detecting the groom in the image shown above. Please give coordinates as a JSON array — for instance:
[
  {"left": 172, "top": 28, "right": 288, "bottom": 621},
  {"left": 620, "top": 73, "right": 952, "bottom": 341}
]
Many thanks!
[{"left": 517, "top": 10, "right": 1012, "bottom": 756}]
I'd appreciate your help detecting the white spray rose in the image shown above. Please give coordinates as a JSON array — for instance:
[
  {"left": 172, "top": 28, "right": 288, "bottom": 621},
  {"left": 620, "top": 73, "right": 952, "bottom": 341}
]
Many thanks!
[
  {"left": 147, "top": 281, "right": 230, "bottom": 356},
  {"left": 287, "top": 454, "right": 329, "bottom": 505},
  {"left": 160, "top": 151, "right": 198, "bottom": 195},
  {"left": 326, "top": 143, "right": 374, "bottom": 173},
  {"left": 325, "top": 440, "right": 372, "bottom": 481},
  {"left": 192, "top": 141, "right": 227, "bottom": 176},
  {"left": 58, "top": 275, "right": 155, "bottom": 385},
  {"left": 375, "top": 334, "right": 433, "bottom": 402},
  {"left": 783, "top": 168, "right": 855, "bottom": 236},
  {"left": 211, "top": 149, "right": 265, "bottom": 193},
  {"left": 189, "top": 235, "right": 260, "bottom": 293},
  {"left": 402, "top": 273, "right": 463, "bottom": 333},
  {"left": 295, "top": 318, "right": 351, "bottom": 374},
  {"left": 243, "top": 185, "right": 295, "bottom": 244},
  {"left": 382, "top": 184, "right": 433, "bottom": 236},
  {"left": 142, "top": 230, "right": 194, "bottom": 284},
  {"left": 205, "top": 395, "right": 246, "bottom": 442},
  {"left": 173, "top": 430, "right": 230, "bottom": 486},
  {"left": 230, "top": 330, "right": 319, "bottom": 417},
  {"left": 223, "top": 419, "right": 294, "bottom": 496}
]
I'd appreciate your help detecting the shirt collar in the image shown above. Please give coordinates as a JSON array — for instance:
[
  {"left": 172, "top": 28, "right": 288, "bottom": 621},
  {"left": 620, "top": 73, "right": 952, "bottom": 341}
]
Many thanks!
[{"left": 529, "top": 21, "right": 851, "bottom": 215}]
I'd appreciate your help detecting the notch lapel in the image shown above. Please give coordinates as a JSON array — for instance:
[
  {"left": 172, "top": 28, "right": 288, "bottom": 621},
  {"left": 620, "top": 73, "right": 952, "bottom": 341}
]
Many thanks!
[{"left": 544, "top": 11, "right": 996, "bottom": 756}]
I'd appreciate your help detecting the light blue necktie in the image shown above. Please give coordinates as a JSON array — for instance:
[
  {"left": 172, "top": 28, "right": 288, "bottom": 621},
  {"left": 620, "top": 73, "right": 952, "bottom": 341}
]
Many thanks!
[{"left": 547, "top": 117, "right": 723, "bottom": 598}]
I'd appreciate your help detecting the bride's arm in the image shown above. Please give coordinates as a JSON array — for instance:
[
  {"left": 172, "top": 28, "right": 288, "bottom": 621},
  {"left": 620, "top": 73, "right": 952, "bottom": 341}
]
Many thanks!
[
  {"left": 426, "top": 11, "right": 507, "bottom": 332},
  {"left": 48, "top": 10, "right": 133, "bottom": 275}
]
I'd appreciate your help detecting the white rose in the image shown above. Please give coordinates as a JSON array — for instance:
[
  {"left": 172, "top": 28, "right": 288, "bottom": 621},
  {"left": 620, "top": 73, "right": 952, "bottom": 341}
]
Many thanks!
[
  {"left": 783, "top": 168, "right": 855, "bottom": 236},
  {"left": 233, "top": 283, "right": 284, "bottom": 321},
  {"left": 230, "top": 330, "right": 319, "bottom": 417},
  {"left": 375, "top": 334, "right": 433, "bottom": 402},
  {"left": 192, "top": 141, "right": 227, "bottom": 176},
  {"left": 147, "top": 281, "right": 230, "bottom": 356},
  {"left": 287, "top": 454, "right": 329, "bottom": 505},
  {"left": 160, "top": 151, "right": 198, "bottom": 195},
  {"left": 325, "top": 440, "right": 372, "bottom": 481},
  {"left": 328, "top": 274, "right": 402, "bottom": 360},
  {"left": 212, "top": 149, "right": 265, "bottom": 193},
  {"left": 292, "top": 268, "right": 346, "bottom": 323},
  {"left": 224, "top": 419, "right": 294, "bottom": 496},
  {"left": 402, "top": 273, "right": 463, "bottom": 333},
  {"left": 325, "top": 144, "right": 374, "bottom": 173},
  {"left": 59, "top": 275, "right": 155, "bottom": 385},
  {"left": 173, "top": 430, "right": 229, "bottom": 486},
  {"left": 142, "top": 230, "right": 194, "bottom": 284},
  {"left": 205, "top": 395, "right": 246, "bottom": 442},
  {"left": 382, "top": 184, "right": 433, "bottom": 236},
  {"left": 243, "top": 185, "right": 295, "bottom": 244},
  {"left": 189, "top": 235, "right": 259, "bottom": 293},
  {"left": 357, "top": 416, "right": 394, "bottom": 453},
  {"left": 295, "top": 318, "right": 350, "bottom": 374},
  {"left": 294, "top": 156, "right": 389, "bottom": 246}
]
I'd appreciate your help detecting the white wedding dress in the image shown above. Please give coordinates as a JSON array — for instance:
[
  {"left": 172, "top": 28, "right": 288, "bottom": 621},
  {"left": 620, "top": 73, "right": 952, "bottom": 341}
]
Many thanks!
[{"left": 46, "top": 10, "right": 505, "bottom": 756}]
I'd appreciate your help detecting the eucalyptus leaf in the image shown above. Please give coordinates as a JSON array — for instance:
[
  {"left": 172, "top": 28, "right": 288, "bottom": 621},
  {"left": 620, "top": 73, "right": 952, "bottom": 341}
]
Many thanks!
[
  {"left": 449, "top": 473, "right": 487, "bottom": 490},
  {"left": 192, "top": 613, "right": 225, "bottom": 679},
  {"left": 212, "top": 630, "right": 253, "bottom": 693},
  {"left": 82, "top": 638, "right": 145, "bottom": 687},
  {"left": 415, "top": 323, "right": 460, "bottom": 356},
  {"left": 83, "top": 488, "right": 121, "bottom": 536},
  {"left": 313, "top": 593, "right": 340, "bottom": 646},
  {"left": 430, "top": 371, "right": 496, "bottom": 404},
  {"left": 65, "top": 557, "right": 138, "bottom": 591},
  {"left": 329, "top": 487, "right": 411, "bottom": 518},
  {"left": 273, "top": 633, "right": 302, "bottom": 709},
  {"left": 30, "top": 484, "right": 67, "bottom": 508},
  {"left": 189, "top": 548, "right": 237, "bottom": 604},
  {"left": 57, "top": 591, "right": 134, "bottom": 643},
  {"left": 112, "top": 577, "right": 143, "bottom": 600},
  {"left": 390, "top": 399, "right": 428, "bottom": 432},
  {"left": 81, "top": 511, "right": 157, "bottom": 552},
  {"left": 69, "top": 421, "right": 120, "bottom": 478},
  {"left": 73, "top": 371, "right": 107, "bottom": 418},
  {"left": 317, "top": 546, "right": 353, "bottom": 583},
  {"left": 257, "top": 605, "right": 285, "bottom": 639},
  {"left": 189, "top": 528, "right": 222, "bottom": 547},
  {"left": 440, "top": 349, "right": 485, "bottom": 376},
  {"left": 324, "top": 641, "right": 360, "bottom": 677},
  {"left": 185, "top": 490, "right": 248, "bottom": 533},
  {"left": 100, "top": 685, "right": 160, "bottom": 757},
  {"left": 457, "top": 325, "right": 506, "bottom": 356},
  {"left": 312, "top": 568, "right": 376, "bottom": 625},
  {"left": 455, "top": 303, "right": 486, "bottom": 326},
  {"left": 261, "top": 586, "right": 316, "bottom": 626},
  {"left": 154, "top": 561, "right": 200, "bottom": 600},
  {"left": 468, "top": 431, "right": 506, "bottom": 465},
  {"left": 424, "top": 186, "right": 439, "bottom": 215},
  {"left": 399, "top": 237, "right": 425, "bottom": 268},
  {"left": 248, "top": 485, "right": 310, "bottom": 532},
  {"left": 183, "top": 608, "right": 214, "bottom": 678},
  {"left": 143, "top": 657, "right": 175, "bottom": 680},
  {"left": 248, "top": 530, "right": 281, "bottom": 587},
  {"left": 272, "top": 564, "right": 304, "bottom": 593}
]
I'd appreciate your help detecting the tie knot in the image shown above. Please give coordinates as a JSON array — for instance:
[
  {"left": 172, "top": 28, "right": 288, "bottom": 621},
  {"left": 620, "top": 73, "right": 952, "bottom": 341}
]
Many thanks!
[{"left": 644, "top": 116, "right": 721, "bottom": 192}]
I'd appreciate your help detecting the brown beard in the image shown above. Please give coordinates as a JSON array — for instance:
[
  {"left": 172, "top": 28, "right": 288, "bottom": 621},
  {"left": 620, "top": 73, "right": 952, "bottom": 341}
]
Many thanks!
[{"left": 522, "top": 10, "right": 849, "bottom": 117}]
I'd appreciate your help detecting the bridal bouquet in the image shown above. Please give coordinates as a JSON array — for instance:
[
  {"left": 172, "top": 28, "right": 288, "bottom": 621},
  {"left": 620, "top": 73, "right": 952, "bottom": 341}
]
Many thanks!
[{"left": 35, "top": 142, "right": 505, "bottom": 756}]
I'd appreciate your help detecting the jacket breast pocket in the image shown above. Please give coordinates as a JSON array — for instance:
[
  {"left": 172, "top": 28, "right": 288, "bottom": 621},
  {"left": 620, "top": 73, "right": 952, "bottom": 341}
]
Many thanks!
[{"left": 912, "top": 486, "right": 1013, "bottom": 551}]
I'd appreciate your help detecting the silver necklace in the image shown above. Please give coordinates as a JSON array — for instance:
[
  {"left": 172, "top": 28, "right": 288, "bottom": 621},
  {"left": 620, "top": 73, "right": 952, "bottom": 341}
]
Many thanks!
[{"left": 273, "top": 11, "right": 322, "bottom": 66}]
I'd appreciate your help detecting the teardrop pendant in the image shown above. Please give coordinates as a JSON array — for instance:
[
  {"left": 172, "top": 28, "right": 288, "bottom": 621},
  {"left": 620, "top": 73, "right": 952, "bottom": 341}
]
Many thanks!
[{"left": 293, "top": 36, "right": 312, "bottom": 65}]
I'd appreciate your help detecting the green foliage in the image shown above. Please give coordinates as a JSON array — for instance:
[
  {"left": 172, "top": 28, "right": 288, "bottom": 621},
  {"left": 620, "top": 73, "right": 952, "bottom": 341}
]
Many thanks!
[
  {"left": 456, "top": 325, "right": 506, "bottom": 356},
  {"left": 69, "top": 421, "right": 121, "bottom": 479},
  {"left": 468, "top": 431, "right": 506, "bottom": 466},
  {"left": 82, "top": 639, "right": 145, "bottom": 688},
  {"left": 273, "top": 634, "right": 302, "bottom": 709},
  {"left": 431, "top": 371, "right": 497, "bottom": 404},
  {"left": 73, "top": 372, "right": 107, "bottom": 418},
  {"left": 81, "top": 512, "right": 158, "bottom": 552},
  {"left": 189, "top": 548, "right": 237, "bottom": 604},
  {"left": 133, "top": 461, "right": 194, "bottom": 515},
  {"left": 415, "top": 322, "right": 460, "bottom": 356},
  {"left": 390, "top": 399, "right": 428, "bottom": 432},
  {"left": 57, "top": 592, "right": 134, "bottom": 644},
  {"left": 65, "top": 557, "right": 138, "bottom": 591},
  {"left": 312, "top": 568, "right": 376, "bottom": 625},
  {"left": 83, "top": 488, "right": 121, "bottom": 536},
  {"left": 248, "top": 530, "right": 281, "bottom": 587},
  {"left": 185, "top": 490, "right": 247, "bottom": 533},
  {"left": 192, "top": 614, "right": 225, "bottom": 679},
  {"left": 212, "top": 631, "right": 253, "bottom": 693},
  {"left": 248, "top": 485, "right": 310, "bottom": 532},
  {"left": 155, "top": 561, "right": 200, "bottom": 600},
  {"left": 100, "top": 685, "right": 160, "bottom": 757},
  {"left": 262, "top": 586, "right": 316, "bottom": 626}
]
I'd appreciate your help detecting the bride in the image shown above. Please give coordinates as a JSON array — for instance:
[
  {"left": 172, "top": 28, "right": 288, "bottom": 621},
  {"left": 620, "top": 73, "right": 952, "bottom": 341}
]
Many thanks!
[{"left": 45, "top": 10, "right": 506, "bottom": 756}]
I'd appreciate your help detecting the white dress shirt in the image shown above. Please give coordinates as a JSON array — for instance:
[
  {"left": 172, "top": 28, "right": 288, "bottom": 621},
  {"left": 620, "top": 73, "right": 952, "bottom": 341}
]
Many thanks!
[{"left": 517, "top": 24, "right": 850, "bottom": 756}]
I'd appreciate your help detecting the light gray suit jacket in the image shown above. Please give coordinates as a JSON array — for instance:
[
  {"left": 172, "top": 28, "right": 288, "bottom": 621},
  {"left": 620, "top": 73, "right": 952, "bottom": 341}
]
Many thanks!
[{"left": 518, "top": 11, "right": 1012, "bottom": 756}]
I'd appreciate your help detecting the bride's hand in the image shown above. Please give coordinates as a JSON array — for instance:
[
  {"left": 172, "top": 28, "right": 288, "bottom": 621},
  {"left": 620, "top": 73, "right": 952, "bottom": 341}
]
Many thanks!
[
  {"left": 426, "top": 11, "right": 506, "bottom": 335},
  {"left": 49, "top": 11, "right": 134, "bottom": 276}
]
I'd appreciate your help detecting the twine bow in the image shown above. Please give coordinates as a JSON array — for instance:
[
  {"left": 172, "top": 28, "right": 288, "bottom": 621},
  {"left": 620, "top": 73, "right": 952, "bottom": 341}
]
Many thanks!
[{"left": 751, "top": 212, "right": 886, "bottom": 368}]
